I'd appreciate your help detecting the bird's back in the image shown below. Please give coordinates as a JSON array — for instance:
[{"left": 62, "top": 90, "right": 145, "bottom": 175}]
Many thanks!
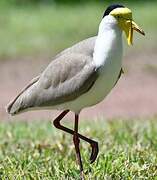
[{"left": 6, "top": 37, "right": 97, "bottom": 115}]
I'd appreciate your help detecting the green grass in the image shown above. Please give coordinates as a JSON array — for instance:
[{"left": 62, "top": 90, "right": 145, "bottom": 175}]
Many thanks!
[
  {"left": 0, "top": 118, "right": 157, "bottom": 179},
  {"left": 0, "top": 2, "right": 157, "bottom": 59}
]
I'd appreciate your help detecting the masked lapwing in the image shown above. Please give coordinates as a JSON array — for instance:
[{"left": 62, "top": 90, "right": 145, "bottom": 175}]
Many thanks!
[{"left": 6, "top": 4, "right": 145, "bottom": 177}]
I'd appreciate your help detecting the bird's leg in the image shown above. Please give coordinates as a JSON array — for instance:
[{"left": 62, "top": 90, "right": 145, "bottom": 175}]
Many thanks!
[
  {"left": 73, "top": 114, "right": 84, "bottom": 177},
  {"left": 53, "top": 110, "right": 99, "bottom": 163}
]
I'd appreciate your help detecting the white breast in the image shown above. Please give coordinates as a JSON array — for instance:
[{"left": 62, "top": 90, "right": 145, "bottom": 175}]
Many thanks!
[{"left": 58, "top": 16, "right": 123, "bottom": 113}]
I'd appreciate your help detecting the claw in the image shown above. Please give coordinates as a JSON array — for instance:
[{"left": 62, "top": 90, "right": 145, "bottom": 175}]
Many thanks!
[
  {"left": 80, "top": 171, "right": 85, "bottom": 180},
  {"left": 90, "top": 141, "right": 99, "bottom": 163}
]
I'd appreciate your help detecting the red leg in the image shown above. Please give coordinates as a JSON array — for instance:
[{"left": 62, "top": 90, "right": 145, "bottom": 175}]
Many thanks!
[
  {"left": 73, "top": 114, "right": 84, "bottom": 177},
  {"left": 53, "top": 110, "right": 99, "bottom": 163}
]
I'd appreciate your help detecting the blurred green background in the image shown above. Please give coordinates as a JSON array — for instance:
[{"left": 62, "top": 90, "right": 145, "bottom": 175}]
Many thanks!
[
  {"left": 0, "top": 0, "right": 154, "bottom": 6},
  {"left": 0, "top": 0, "right": 156, "bottom": 59}
]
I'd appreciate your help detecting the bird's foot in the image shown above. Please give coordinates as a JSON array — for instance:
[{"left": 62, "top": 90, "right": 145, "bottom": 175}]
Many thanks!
[
  {"left": 90, "top": 141, "right": 99, "bottom": 164},
  {"left": 80, "top": 171, "right": 85, "bottom": 180}
]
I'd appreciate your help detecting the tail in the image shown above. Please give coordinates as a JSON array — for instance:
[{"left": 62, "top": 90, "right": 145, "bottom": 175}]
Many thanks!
[
  {"left": 6, "top": 76, "right": 40, "bottom": 115},
  {"left": 6, "top": 93, "right": 25, "bottom": 115}
]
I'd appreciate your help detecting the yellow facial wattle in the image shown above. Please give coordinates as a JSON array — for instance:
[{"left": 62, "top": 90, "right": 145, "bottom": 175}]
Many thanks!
[
  {"left": 119, "top": 19, "right": 133, "bottom": 45},
  {"left": 110, "top": 7, "right": 145, "bottom": 45}
]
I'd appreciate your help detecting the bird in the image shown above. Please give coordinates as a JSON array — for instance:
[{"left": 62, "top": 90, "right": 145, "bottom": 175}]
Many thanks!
[{"left": 6, "top": 4, "right": 145, "bottom": 178}]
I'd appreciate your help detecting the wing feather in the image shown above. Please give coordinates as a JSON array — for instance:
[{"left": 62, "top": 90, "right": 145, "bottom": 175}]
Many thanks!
[
  {"left": 7, "top": 37, "right": 97, "bottom": 114},
  {"left": 34, "top": 53, "right": 98, "bottom": 107}
]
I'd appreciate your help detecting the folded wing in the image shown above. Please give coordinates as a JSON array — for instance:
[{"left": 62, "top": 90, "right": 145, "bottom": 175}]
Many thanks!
[{"left": 6, "top": 37, "right": 98, "bottom": 115}]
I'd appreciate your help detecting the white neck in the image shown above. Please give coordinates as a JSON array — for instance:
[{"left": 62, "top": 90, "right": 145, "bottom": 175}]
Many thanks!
[{"left": 93, "top": 15, "right": 123, "bottom": 68}]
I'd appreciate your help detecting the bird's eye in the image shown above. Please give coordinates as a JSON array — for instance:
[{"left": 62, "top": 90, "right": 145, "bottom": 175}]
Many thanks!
[{"left": 117, "top": 15, "right": 120, "bottom": 18}]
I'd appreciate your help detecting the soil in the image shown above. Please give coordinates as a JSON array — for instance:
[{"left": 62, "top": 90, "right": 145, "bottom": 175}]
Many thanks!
[{"left": 1, "top": 51, "right": 157, "bottom": 121}]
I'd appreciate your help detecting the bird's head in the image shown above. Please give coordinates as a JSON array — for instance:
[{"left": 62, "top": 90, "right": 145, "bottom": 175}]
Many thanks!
[{"left": 103, "top": 4, "right": 145, "bottom": 45}]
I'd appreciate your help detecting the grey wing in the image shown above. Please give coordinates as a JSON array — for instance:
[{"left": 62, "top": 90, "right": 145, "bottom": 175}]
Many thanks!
[
  {"left": 32, "top": 36, "right": 97, "bottom": 107},
  {"left": 7, "top": 36, "right": 97, "bottom": 114},
  {"left": 34, "top": 53, "right": 98, "bottom": 107},
  {"left": 7, "top": 52, "right": 98, "bottom": 115}
]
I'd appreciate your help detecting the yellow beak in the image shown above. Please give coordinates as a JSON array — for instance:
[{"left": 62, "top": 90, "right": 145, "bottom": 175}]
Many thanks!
[{"left": 120, "top": 20, "right": 145, "bottom": 45}]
